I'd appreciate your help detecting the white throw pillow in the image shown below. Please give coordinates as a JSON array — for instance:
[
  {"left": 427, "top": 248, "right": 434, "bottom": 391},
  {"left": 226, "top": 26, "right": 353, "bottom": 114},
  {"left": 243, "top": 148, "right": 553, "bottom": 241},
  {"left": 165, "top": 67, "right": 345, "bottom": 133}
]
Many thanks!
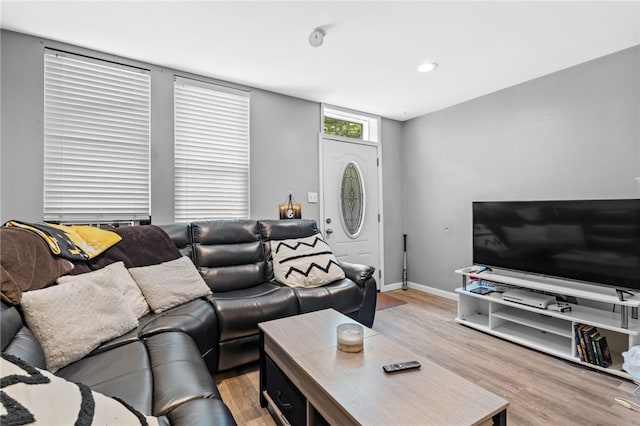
[
  {"left": 1, "top": 353, "right": 159, "bottom": 425},
  {"left": 271, "top": 233, "right": 345, "bottom": 288},
  {"left": 21, "top": 277, "right": 138, "bottom": 373},
  {"left": 128, "top": 256, "right": 212, "bottom": 313},
  {"left": 57, "top": 261, "right": 150, "bottom": 318}
]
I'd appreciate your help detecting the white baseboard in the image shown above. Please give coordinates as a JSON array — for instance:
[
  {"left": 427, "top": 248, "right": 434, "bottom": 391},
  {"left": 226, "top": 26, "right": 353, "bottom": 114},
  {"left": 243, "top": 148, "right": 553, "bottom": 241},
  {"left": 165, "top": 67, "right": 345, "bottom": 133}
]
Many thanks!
[{"left": 381, "top": 281, "right": 458, "bottom": 301}]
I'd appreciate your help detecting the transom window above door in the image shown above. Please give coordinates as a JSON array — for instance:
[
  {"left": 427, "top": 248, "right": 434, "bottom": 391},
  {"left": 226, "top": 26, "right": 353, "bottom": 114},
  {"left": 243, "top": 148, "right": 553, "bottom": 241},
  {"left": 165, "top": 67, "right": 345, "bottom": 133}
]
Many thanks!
[{"left": 322, "top": 105, "right": 380, "bottom": 143}]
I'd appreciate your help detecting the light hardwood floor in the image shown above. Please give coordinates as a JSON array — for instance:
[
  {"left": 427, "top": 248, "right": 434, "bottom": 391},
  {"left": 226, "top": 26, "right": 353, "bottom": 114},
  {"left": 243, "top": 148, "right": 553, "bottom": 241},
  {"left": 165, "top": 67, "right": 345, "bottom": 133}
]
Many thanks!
[{"left": 215, "top": 289, "right": 640, "bottom": 425}]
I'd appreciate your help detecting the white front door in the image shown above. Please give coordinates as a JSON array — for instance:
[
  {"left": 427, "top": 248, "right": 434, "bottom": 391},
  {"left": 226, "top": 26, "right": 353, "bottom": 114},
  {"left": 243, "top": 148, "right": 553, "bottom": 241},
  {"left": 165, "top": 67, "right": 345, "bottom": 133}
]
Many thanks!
[{"left": 321, "top": 136, "right": 381, "bottom": 288}]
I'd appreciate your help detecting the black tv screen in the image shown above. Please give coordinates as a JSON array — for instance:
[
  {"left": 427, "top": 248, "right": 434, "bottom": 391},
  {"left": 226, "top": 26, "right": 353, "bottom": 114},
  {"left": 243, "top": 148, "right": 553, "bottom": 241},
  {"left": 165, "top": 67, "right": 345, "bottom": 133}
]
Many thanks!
[{"left": 473, "top": 199, "right": 640, "bottom": 290}]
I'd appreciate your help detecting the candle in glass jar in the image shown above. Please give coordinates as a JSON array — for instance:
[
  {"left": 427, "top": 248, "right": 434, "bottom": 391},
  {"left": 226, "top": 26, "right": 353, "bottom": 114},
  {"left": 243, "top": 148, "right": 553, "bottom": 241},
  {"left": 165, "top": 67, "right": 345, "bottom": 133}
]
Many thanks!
[{"left": 336, "top": 323, "right": 364, "bottom": 353}]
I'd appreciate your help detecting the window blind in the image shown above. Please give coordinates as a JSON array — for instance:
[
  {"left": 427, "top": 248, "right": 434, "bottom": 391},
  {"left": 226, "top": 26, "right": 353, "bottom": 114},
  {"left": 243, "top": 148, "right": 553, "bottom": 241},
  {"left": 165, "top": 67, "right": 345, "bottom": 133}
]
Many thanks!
[
  {"left": 174, "top": 77, "right": 250, "bottom": 222},
  {"left": 44, "top": 50, "right": 151, "bottom": 222}
]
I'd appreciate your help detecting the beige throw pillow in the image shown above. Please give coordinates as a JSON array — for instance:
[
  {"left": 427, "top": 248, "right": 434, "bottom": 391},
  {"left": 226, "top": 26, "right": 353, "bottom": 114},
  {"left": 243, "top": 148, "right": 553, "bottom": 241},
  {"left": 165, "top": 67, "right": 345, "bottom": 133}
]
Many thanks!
[
  {"left": 128, "top": 256, "right": 212, "bottom": 313},
  {"left": 21, "top": 277, "right": 138, "bottom": 372},
  {"left": 57, "top": 261, "right": 150, "bottom": 318},
  {"left": 271, "top": 233, "right": 345, "bottom": 288}
]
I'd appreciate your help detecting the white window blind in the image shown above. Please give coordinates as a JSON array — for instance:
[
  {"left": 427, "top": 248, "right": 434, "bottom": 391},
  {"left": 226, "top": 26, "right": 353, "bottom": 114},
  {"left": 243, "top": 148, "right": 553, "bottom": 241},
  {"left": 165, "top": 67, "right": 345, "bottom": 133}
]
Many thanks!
[
  {"left": 174, "top": 77, "right": 250, "bottom": 222},
  {"left": 44, "top": 50, "right": 151, "bottom": 222}
]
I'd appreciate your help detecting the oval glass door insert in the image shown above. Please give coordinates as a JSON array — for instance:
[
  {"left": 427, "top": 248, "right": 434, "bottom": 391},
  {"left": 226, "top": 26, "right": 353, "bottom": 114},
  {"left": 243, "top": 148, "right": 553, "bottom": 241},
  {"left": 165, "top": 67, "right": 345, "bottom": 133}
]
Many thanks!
[{"left": 340, "top": 161, "right": 365, "bottom": 237}]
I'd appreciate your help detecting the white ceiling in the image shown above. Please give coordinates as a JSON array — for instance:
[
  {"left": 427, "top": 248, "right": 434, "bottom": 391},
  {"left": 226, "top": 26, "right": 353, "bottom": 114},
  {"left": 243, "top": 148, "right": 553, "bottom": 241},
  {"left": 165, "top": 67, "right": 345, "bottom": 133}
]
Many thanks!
[{"left": 1, "top": 1, "right": 639, "bottom": 121}]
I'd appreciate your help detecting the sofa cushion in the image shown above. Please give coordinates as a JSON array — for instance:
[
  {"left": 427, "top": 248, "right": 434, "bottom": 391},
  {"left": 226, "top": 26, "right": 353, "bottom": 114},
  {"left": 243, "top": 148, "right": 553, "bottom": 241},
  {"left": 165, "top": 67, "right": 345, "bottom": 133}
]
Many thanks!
[
  {"left": 90, "top": 326, "right": 144, "bottom": 355},
  {"left": 21, "top": 278, "right": 138, "bottom": 372},
  {"left": 56, "top": 340, "right": 154, "bottom": 415},
  {"left": 193, "top": 219, "right": 261, "bottom": 245},
  {"left": 1, "top": 353, "right": 159, "bottom": 426},
  {"left": 211, "top": 283, "right": 298, "bottom": 341},
  {"left": 58, "top": 261, "right": 150, "bottom": 318},
  {"left": 0, "top": 227, "right": 74, "bottom": 304},
  {"left": 129, "top": 256, "right": 212, "bottom": 313},
  {"left": 192, "top": 220, "right": 265, "bottom": 292},
  {"left": 198, "top": 261, "right": 266, "bottom": 293},
  {"left": 271, "top": 233, "right": 345, "bottom": 288},
  {"left": 259, "top": 219, "right": 319, "bottom": 241}
]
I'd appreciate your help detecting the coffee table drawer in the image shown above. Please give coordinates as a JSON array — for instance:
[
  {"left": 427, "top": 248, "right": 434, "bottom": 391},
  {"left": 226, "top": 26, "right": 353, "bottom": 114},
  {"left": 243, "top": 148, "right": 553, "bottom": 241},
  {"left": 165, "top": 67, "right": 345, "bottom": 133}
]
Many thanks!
[{"left": 265, "top": 355, "right": 306, "bottom": 426}]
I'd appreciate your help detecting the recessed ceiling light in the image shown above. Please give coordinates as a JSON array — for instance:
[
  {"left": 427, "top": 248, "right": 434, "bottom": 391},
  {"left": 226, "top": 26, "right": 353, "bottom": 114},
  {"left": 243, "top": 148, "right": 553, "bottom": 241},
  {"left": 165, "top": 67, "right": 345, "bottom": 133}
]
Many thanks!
[{"left": 417, "top": 62, "right": 438, "bottom": 73}]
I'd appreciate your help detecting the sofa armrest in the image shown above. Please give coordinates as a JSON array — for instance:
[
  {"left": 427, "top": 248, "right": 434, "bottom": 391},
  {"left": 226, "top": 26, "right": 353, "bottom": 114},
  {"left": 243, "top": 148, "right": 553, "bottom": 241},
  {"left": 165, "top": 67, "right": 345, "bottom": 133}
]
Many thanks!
[
  {"left": 340, "top": 261, "right": 377, "bottom": 328},
  {"left": 340, "top": 261, "right": 375, "bottom": 288},
  {"left": 165, "top": 397, "right": 236, "bottom": 426}
]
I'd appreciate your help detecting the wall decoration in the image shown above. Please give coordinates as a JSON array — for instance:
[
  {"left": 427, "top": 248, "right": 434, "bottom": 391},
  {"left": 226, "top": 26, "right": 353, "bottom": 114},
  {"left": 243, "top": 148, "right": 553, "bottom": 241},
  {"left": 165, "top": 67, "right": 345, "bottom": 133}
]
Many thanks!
[{"left": 278, "top": 193, "right": 302, "bottom": 219}]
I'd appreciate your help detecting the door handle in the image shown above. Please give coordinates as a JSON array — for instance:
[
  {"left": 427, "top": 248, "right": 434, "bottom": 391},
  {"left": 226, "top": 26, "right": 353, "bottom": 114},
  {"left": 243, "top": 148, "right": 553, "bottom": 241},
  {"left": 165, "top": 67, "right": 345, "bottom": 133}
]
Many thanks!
[{"left": 326, "top": 228, "right": 333, "bottom": 234}]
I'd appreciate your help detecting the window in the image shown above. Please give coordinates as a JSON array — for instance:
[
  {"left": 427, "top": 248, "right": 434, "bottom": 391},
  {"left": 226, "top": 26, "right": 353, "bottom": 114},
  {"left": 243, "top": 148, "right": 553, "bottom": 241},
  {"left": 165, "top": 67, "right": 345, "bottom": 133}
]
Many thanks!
[
  {"left": 174, "top": 77, "right": 250, "bottom": 222},
  {"left": 322, "top": 105, "right": 380, "bottom": 143},
  {"left": 340, "top": 161, "right": 365, "bottom": 237},
  {"left": 324, "top": 117, "right": 363, "bottom": 139},
  {"left": 44, "top": 50, "right": 151, "bottom": 223}
]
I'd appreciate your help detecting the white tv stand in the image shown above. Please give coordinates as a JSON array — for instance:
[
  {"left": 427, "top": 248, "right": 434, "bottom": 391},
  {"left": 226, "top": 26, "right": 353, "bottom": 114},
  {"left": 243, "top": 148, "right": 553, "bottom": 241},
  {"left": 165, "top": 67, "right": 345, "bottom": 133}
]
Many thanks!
[{"left": 455, "top": 268, "right": 640, "bottom": 380}]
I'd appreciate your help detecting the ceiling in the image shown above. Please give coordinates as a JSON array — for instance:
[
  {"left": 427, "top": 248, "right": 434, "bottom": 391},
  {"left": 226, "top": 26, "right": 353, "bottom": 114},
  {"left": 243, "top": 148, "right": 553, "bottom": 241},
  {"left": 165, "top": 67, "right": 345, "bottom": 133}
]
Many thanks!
[{"left": 1, "top": 1, "right": 639, "bottom": 121}]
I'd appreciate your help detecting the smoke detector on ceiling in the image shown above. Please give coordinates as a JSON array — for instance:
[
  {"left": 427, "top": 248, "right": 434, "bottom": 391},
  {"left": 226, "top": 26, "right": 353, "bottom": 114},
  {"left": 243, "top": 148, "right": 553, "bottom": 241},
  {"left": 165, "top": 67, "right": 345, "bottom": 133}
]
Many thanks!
[{"left": 309, "top": 29, "right": 325, "bottom": 47}]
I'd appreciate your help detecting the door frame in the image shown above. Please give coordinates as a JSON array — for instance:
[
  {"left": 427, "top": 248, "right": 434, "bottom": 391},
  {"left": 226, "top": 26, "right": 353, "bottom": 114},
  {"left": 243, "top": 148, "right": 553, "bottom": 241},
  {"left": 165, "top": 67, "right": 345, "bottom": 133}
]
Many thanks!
[{"left": 318, "top": 133, "right": 385, "bottom": 290}]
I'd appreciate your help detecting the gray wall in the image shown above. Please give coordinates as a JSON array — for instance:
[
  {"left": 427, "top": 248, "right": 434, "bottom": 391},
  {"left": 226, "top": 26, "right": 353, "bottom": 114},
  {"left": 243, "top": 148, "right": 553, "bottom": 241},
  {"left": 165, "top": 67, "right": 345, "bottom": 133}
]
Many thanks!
[
  {"left": 381, "top": 118, "right": 404, "bottom": 285},
  {"left": 1, "top": 30, "right": 45, "bottom": 222},
  {"left": 403, "top": 45, "right": 640, "bottom": 293},
  {"left": 250, "top": 89, "right": 321, "bottom": 220}
]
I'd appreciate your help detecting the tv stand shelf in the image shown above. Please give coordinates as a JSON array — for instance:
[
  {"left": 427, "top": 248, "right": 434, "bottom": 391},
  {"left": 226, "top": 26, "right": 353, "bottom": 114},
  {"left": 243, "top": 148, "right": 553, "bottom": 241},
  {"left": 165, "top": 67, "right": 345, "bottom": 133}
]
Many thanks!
[
  {"left": 455, "top": 269, "right": 640, "bottom": 380},
  {"left": 458, "top": 269, "right": 640, "bottom": 307}
]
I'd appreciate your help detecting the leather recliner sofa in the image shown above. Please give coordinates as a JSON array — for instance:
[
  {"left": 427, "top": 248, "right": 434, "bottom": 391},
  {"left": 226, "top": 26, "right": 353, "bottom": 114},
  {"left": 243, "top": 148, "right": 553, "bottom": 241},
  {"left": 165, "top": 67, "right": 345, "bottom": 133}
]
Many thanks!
[
  {"left": 160, "top": 219, "right": 377, "bottom": 372},
  {"left": 1, "top": 218, "right": 376, "bottom": 425}
]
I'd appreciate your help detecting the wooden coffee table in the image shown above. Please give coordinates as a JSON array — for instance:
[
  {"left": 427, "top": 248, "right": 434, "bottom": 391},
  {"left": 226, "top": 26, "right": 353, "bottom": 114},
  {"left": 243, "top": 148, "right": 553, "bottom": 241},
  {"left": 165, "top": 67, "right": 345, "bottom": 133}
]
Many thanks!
[{"left": 259, "top": 309, "right": 508, "bottom": 425}]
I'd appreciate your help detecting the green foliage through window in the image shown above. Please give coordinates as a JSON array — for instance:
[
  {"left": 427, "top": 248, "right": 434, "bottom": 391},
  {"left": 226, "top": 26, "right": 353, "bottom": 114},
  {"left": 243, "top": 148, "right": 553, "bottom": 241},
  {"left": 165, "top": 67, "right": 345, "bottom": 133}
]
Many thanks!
[{"left": 324, "top": 117, "right": 363, "bottom": 139}]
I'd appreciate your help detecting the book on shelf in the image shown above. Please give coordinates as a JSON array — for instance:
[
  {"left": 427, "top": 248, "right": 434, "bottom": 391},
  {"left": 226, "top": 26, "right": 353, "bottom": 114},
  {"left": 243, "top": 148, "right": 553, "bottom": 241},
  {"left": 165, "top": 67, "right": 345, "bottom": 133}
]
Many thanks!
[
  {"left": 580, "top": 325, "right": 597, "bottom": 364},
  {"left": 574, "top": 324, "right": 588, "bottom": 362},
  {"left": 590, "top": 330, "right": 601, "bottom": 366},
  {"left": 595, "top": 335, "right": 612, "bottom": 368},
  {"left": 575, "top": 323, "right": 612, "bottom": 368}
]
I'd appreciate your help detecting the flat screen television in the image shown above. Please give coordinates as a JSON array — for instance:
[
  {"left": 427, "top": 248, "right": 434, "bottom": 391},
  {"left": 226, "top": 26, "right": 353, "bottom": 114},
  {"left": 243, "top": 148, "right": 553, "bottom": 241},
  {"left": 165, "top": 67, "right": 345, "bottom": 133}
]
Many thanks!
[{"left": 473, "top": 199, "right": 640, "bottom": 291}]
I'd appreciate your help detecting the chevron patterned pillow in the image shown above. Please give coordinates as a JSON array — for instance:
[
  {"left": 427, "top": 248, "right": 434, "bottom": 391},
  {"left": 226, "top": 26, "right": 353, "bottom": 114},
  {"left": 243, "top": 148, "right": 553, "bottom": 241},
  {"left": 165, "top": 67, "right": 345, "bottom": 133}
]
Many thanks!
[{"left": 271, "top": 233, "right": 345, "bottom": 288}]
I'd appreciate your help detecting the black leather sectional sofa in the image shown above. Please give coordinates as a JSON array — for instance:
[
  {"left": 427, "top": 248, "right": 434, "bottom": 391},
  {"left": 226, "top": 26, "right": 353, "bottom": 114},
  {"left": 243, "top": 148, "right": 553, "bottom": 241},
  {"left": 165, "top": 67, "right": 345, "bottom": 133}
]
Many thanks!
[{"left": 0, "top": 219, "right": 376, "bottom": 425}]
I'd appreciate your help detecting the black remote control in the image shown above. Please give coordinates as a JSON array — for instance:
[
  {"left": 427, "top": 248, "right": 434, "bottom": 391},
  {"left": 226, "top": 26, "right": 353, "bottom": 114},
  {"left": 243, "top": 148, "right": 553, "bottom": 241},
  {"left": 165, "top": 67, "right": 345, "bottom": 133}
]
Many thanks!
[{"left": 382, "top": 361, "right": 421, "bottom": 373}]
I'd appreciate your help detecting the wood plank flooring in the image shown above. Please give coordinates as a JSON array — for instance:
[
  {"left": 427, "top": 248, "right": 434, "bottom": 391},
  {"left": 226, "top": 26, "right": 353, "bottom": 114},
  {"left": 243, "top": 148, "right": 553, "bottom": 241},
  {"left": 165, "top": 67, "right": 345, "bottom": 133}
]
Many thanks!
[{"left": 215, "top": 289, "right": 640, "bottom": 425}]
